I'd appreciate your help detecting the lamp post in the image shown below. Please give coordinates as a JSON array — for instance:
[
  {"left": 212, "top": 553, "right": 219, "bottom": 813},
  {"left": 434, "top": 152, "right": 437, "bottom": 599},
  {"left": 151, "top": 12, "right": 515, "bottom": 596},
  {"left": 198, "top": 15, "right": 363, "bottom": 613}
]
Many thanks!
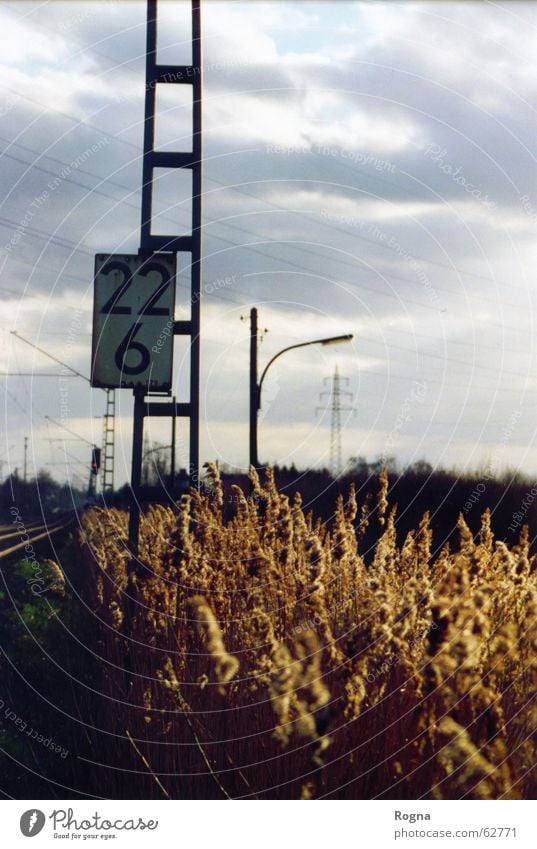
[
  {"left": 249, "top": 307, "right": 353, "bottom": 468},
  {"left": 141, "top": 444, "right": 172, "bottom": 487}
]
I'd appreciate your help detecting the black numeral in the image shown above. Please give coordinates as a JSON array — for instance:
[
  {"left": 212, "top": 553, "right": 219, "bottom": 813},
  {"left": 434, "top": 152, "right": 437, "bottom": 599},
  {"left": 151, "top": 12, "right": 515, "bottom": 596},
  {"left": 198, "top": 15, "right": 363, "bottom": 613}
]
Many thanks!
[
  {"left": 99, "top": 260, "right": 133, "bottom": 315},
  {"left": 114, "top": 322, "right": 151, "bottom": 375},
  {"left": 137, "top": 262, "right": 172, "bottom": 316}
]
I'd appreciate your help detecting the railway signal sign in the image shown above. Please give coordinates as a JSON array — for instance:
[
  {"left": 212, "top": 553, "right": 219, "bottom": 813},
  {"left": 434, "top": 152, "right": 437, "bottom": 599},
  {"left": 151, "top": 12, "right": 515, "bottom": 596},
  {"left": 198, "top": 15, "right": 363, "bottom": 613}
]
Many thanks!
[
  {"left": 91, "top": 446, "right": 101, "bottom": 474},
  {"left": 91, "top": 253, "right": 176, "bottom": 391}
]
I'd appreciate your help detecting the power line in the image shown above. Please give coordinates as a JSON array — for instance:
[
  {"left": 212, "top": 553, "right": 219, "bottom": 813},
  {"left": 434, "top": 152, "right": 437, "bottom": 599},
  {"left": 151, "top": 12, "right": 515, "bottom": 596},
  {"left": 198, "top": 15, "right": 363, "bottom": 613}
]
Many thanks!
[
  {"left": 10, "top": 330, "right": 90, "bottom": 381},
  {"left": 44, "top": 416, "right": 93, "bottom": 447},
  {"left": 0, "top": 84, "right": 524, "bottom": 299},
  {"left": 203, "top": 173, "right": 526, "bottom": 295},
  {"left": 0, "top": 148, "right": 143, "bottom": 211},
  {"left": 54, "top": 444, "right": 91, "bottom": 472},
  {"left": 1, "top": 213, "right": 531, "bottom": 375},
  {"left": 0, "top": 128, "right": 529, "bottom": 325},
  {"left": 0, "top": 1, "right": 526, "bottom": 334},
  {"left": 0, "top": 381, "right": 29, "bottom": 417},
  {"left": 0, "top": 215, "right": 94, "bottom": 257},
  {"left": 0, "top": 13, "right": 534, "bottom": 390}
]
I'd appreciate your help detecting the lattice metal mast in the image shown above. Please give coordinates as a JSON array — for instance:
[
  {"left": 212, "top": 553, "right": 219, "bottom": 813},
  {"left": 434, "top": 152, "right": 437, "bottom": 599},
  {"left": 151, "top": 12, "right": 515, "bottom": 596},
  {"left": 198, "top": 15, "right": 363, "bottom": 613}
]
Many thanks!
[
  {"left": 11, "top": 330, "right": 115, "bottom": 494},
  {"left": 317, "top": 365, "right": 355, "bottom": 477},
  {"left": 101, "top": 389, "right": 115, "bottom": 493}
]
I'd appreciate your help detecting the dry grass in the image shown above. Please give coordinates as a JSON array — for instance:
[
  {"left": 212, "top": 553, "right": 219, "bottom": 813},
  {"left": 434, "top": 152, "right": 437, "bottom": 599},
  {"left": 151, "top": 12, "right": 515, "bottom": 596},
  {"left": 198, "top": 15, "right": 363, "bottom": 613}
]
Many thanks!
[{"left": 77, "top": 465, "right": 537, "bottom": 799}]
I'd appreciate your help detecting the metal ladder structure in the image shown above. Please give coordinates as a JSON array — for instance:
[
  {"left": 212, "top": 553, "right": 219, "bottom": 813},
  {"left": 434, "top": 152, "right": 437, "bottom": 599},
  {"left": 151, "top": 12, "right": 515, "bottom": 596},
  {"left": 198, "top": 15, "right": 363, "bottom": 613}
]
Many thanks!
[
  {"left": 101, "top": 389, "right": 115, "bottom": 494},
  {"left": 129, "top": 0, "right": 202, "bottom": 546}
]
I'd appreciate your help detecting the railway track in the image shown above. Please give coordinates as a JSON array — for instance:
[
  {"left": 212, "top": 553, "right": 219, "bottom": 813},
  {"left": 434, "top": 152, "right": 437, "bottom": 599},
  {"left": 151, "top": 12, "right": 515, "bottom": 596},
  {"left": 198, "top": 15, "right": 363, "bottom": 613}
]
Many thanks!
[{"left": 0, "top": 511, "right": 77, "bottom": 560}]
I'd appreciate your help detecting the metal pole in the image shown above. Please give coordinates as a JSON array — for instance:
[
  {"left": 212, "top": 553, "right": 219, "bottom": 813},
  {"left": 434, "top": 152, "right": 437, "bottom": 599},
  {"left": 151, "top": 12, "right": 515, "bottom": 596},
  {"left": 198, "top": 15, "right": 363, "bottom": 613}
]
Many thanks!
[
  {"left": 128, "top": 388, "right": 145, "bottom": 553},
  {"left": 171, "top": 395, "right": 176, "bottom": 494},
  {"left": 249, "top": 307, "right": 258, "bottom": 469},
  {"left": 140, "top": 0, "right": 157, "bottom": 247},
  {"left": 23, "top": 436, "right": 28, "bottom": 485},
  {"left": 130, "top": 0, "right": 155, "bottom": 556},
  {"left": 190, "top": 0, "right": 202, "bottom": 489}
]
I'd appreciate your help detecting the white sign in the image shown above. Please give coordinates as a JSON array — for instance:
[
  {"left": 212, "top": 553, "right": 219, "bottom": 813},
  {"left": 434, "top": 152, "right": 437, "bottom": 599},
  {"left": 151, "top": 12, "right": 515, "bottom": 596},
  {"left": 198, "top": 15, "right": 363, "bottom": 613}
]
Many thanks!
[{"left": 91, "top": 253, "right": 176, "bottom": 390}]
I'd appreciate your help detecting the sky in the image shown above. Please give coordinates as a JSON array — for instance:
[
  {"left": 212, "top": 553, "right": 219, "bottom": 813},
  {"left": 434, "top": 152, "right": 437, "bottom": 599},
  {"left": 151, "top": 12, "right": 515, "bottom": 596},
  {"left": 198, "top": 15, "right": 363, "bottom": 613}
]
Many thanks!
[{"left": 1, "top": 0, "right": 537, "bottom": 487}]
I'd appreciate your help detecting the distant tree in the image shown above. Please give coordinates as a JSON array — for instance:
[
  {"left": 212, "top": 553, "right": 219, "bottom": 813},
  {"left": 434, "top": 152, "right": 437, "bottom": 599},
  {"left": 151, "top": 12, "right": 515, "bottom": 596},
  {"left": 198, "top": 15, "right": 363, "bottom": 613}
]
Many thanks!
[
  {"left": 348, "top": 455, "right": 369, "bottom": 474},
  {"left": 35, "top": 469, "right": 57, "bottom": 508},
  {"left": 408, "top": 460, "right": 433, "bottom": 476},
  {"left": 0, "top": 468, "right": 85, "bottom": 519}
]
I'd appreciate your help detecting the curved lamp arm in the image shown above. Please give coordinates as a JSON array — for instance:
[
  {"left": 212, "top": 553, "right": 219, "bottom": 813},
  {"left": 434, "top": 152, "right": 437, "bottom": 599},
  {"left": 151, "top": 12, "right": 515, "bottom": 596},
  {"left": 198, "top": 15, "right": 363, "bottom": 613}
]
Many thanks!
[
  {"left": 142, "top": 444, "right": 172, "bottom": 462},
  {"left": 257, "top": 334, "right": 353, "bottom": 409}
]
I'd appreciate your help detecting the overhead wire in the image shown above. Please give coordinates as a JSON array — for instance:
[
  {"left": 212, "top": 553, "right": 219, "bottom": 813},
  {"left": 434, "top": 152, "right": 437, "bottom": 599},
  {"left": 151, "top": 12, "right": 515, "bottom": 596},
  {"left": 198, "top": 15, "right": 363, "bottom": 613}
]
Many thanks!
[{"left": 0, "top": 7, "right": 534, "bottom": 392}]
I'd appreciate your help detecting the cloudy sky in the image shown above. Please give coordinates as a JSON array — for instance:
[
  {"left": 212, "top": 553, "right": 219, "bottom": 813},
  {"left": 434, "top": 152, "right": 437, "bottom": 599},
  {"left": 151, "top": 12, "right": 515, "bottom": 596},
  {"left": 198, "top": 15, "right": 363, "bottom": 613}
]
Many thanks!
[{"left": 1, "top": 0, "right": 537, "bottom": 487}]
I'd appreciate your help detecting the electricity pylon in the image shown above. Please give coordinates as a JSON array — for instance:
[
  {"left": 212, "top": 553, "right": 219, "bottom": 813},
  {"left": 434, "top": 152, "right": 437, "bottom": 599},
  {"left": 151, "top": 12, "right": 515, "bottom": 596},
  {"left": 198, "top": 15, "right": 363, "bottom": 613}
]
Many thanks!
[{"left": 317, "top": 365, "right": 355, "bottom": 477}]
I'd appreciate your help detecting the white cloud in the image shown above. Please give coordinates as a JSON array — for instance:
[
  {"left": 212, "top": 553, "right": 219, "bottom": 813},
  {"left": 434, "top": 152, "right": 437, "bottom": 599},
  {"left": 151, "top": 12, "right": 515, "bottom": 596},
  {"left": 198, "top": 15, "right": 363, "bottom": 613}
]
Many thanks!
[{"left": 0, "top": 9, "right": 70, "bottom": 66}]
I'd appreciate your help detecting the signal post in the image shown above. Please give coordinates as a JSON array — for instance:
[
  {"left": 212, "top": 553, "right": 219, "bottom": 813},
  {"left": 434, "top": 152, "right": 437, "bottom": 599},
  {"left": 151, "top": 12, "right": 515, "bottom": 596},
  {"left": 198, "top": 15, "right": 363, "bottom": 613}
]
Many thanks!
[{"left": 90, "top": 0, "right": 202, "bottom": 556}]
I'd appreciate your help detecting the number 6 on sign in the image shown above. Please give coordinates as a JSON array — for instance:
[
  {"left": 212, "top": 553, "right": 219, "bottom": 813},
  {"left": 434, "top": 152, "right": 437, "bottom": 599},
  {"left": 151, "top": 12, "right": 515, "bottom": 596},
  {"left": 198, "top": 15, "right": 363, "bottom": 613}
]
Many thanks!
[{"left": 91, "top": 253, "right": 176, "bottom": 390}]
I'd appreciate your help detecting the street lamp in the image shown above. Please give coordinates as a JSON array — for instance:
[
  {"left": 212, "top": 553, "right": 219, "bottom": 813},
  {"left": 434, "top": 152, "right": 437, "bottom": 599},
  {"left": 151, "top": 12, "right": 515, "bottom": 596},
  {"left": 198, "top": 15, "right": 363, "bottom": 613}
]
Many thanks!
[
  {"left": 249, "top": 307, "right": 353, "bottom": 468},
  {"left": 141, "top": 444, "right": 172, "bottom": 487}
]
